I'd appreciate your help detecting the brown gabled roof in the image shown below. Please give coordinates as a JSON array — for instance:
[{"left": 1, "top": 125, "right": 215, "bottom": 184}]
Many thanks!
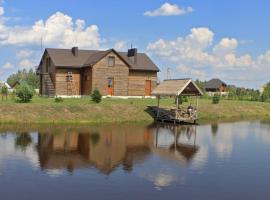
[
  {"left": 46, "top": 48, "right": 97, "bottom": 67},
  {"left": 118, "top": 52, "right": 159, "bottom": 71},
  {"left": 43, "top": 48, "right": 159, "bottom": 72},
  {"left": 151, "top": 79, "right": 203, "bottom": 96},
  {"left": 205, "top": 79, "right": 227, "bottom": 89}
]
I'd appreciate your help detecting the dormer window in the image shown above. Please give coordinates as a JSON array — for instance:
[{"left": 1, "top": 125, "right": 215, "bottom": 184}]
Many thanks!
[{"left": 108, "top": 56, "right": 115, "bottom": 67}]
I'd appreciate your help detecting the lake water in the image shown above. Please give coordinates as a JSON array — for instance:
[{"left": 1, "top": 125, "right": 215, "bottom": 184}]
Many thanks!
[{"left": 0, "top": 121, "right": 270, "bottom": 200}]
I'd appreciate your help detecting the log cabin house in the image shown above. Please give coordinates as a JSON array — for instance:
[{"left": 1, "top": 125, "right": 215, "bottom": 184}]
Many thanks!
[{"left": 37, "top": 47, "right": 159, "bottom": 97}]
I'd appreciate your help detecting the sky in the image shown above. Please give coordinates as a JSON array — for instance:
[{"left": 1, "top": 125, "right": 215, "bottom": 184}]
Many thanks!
[{"left": 0, "top": 0, "right": 270, "bottom": 88}]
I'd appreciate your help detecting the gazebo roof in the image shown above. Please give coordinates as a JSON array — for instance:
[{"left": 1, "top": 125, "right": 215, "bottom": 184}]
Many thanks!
[{"left": 152, "top": 79, "right": 203, "bottom": 96}]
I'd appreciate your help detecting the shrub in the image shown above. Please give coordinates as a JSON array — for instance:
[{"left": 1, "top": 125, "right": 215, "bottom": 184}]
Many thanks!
[
  {"left": 15, "top": 83, "right": 34, "bottom": 103},
  {"left": 260, "top": 93, "right": 267, "bottom": 102},
  {"left": 177, "top": 96, "right": 188, "bottom": 105},
  {"left": 55, "top": 96, "right": 64, "bottom": 103},
  {"left": 1, "top": 85, "right": 8, "bottom": 95},
  {"left": 91, "top": 89, "right": 102, "bottom": 103},
  {"left": 212, "top": 94, "right": 220, "bottom": 104},
  {"left": 1, "top": 85, "right": 8, "bottom": 100}
]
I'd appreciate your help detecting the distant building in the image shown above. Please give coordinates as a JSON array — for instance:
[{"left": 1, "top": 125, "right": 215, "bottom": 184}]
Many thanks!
[
  {"left": 0, "top": 81, "right": 12, "bottom": 92},
  {"left": 205, "top": 79, "right": 228, "bottom": 96},
  {"left": 10, "top": 81, "right": 21, "bottom": 89},
  {"left": 260, "top": 84, "right": 267, "bottom": 94}
]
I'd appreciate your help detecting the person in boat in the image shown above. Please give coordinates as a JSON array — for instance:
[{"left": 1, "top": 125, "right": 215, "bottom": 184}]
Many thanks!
[{"left": 187, "top": 103, "right": 193, "bottom": 117}]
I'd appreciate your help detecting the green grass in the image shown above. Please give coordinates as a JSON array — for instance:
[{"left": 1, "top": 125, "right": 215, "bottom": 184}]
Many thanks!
[{"left": 0, "top": 95, "right": 269, "bottom": 124}]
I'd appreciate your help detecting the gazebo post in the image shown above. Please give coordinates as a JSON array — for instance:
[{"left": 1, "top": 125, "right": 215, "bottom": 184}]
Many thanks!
[
  {"left": 176, "top": 95, "right": 179, "bottom": 111},
  {"left": 196, "top": 95, "right": 199, "bottom": 117},
  {"left": 156, "top": 95, "right": 160, "bottom": 119}
]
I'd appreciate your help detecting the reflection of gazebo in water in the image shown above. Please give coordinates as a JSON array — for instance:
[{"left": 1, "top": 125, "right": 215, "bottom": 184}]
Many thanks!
[
  {"left": 150, "top": 79, "right": 203, "bottom": 124},
  {"left": 153, "top": 124, "right": 199, "bottom": 164}
]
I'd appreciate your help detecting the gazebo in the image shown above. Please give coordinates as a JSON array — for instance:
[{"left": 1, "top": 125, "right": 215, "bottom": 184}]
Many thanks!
[{"left": 150, "top": 79, "right": 203, "bottom": 124}]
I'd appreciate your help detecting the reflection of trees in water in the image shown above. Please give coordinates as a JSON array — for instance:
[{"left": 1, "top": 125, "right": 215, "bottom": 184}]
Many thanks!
[
  {"left": 0, "top": 133, "right": 7, "bottom": 139},
  {"left": 15, "top": 133, "right": 32, "bottom": 151},
  {"left": 211, "top": 124, "right": 218, "bottom": 136},
  {"left": 90, "top": 132, "right": 100, "bottom": 146}
]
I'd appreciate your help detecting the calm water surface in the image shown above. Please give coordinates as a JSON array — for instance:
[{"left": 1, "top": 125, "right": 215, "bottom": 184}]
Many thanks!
[{"left": 0, "top": 121, "right": 270, "bottom": 200}]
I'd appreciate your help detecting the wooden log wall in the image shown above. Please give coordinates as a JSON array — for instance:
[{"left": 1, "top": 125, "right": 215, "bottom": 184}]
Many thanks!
[
  {"left": 82, "top": 67, "right": 92, "bottom": 95},
  {"left": 55, "top": 68, "right": 81, "bottom": 96},
  {"left": 92, "top": 52, "right": 129, "bottom": 96},
  {"left": 128, "top": 71, "right": 157, "bottom": 96}
]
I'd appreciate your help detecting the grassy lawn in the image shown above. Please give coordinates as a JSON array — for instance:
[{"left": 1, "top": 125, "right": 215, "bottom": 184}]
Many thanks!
[{"left": 0, "top": 95, "right": 269, "bottom": 124}]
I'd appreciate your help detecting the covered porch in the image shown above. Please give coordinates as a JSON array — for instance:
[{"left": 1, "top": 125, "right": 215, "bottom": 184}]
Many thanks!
[{"left": 150, "top": 79, "right": 203, "bottom": 124}]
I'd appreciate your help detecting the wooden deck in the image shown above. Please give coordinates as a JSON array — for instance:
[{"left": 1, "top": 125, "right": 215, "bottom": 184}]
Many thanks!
[{"left": 148, "top": 106, "right": 198, "bottom": 124}]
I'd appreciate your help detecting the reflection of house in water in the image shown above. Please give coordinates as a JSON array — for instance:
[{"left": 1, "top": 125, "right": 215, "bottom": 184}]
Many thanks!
[
  {"left": 37, "top": 124, "right": 200, "bottom": 174},
  {"left": 37, "top": 128, "right": 154, "bottom": 174},
  {"left": 153, "top": 124, "right": 199, "bottom": 165}
]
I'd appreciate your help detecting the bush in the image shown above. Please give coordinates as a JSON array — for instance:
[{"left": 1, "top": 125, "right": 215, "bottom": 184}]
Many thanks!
[
  {"left": 91, "top": 89, "right": 102, "bottom": 103},
  {"left": 15, "top": 83, "right": 34, "bottom": 103},
  {"left": 1, "top": 85, "right": 8, "bottom": 95},
  {"left": 212, "top": 94, "right": 220, "bottom": 104},
  {"left": 261, "top": 93, "right": 267, "bottom": 102},
  {"left": 55, "top": 96, "right": 64, "bottom": 103},
  {"left": 178, "top": 96, "right": 188, "bottom": 105}
]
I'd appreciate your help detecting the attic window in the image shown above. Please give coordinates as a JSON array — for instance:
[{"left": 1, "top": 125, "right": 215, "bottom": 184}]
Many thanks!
[
  {"left": 108, "top": 56, "right": 115, "bottom": 67},
  {"left": 45, "top": 58, "right": 51, "bottom": 72}
]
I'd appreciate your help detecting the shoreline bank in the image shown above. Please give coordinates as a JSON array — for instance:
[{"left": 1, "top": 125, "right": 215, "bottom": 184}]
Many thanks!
[{"left": 0, "top": 97, "right": 269, "bottom": 125}]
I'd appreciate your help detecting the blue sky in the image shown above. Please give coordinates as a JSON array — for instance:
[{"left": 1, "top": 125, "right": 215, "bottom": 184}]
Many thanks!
[{"left": 0, "top": 0, "right": 270, "bottom": 88}]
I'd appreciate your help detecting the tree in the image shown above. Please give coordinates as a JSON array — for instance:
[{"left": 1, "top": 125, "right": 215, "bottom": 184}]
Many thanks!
[
  {"left": 194, "top": 79, "right": 206, "bottom": 93},
  {"left": 91, "top": 89, "right": 102, "bottom": 103},
  {"left": 7, "top": 68, "right": 39, "bottom": 89},
  {"left": 1, "top": 85, "right": 8, "bottom": 100},
  {"left": 212, "top": 94, "right": 220, "bottom": 104},
  {"left": 15, "top": 83, "right": 34, "bottom": 103},
  {"left": 15, "top": 133, "right": 32, "bottom": 152},
  {"left": 262, "top": 82, "right": 270, "bottom": 101}
]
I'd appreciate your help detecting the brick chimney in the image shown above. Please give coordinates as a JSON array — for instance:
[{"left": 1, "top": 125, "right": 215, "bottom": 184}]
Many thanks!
[
  {"left": 127, "top": 48, "right": 137, "bottom": 64},
  {"left": 71, "top": 47, "right": 79, "bottom": 57}
]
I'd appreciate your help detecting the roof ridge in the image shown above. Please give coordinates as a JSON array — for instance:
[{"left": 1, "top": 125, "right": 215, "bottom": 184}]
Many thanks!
[
  {"left": 164, "top": 78, "right": 191, "bottom": 81},
  {"left": 42, "top": 48, "right": 159, "bottom": 72}
]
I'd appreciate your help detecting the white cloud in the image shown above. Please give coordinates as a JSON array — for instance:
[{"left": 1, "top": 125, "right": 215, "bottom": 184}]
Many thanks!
[
  {"left": 0, "top": 12, "right": 101, "bottom": 49},
  {"left": 147, "top": 27, "right": 215, "bottom": 69},
  {"left": 144, "top": 3, "right": 193, "bottom": 17},
  {"left": 147, "top": 27, "right": 270, "bottom": 84},
  {"left": 257, "top": 50, "right": 270, "bottom": 66},
  {"left": 0, "top": 7, "right": 4, "bottom": 16},
  {"left": 177, "top": 65, "right": 207, "bottom": 78},
  {"left": 113, "top": 40, "right": 127, "bottom": 51},
  {"left": 213, "top": 38, "right": 238, "bottom": 55},
  {"left": 19, "top": 59, "right": 35, "bottom": 70},
  {"left": 2, "top": 62, "right": 13, "bottom": 69},
  {"left": 16, "top": 49, "right": 33, "bottom": 59}
]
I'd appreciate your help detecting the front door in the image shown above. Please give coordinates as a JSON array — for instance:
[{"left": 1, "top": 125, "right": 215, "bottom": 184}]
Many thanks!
[
  {"left": 145, "top": 80, "right": 151, "bottom": 96},
  {"left": 107, "top": 78, "right": 114, "bottom": 96}
]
